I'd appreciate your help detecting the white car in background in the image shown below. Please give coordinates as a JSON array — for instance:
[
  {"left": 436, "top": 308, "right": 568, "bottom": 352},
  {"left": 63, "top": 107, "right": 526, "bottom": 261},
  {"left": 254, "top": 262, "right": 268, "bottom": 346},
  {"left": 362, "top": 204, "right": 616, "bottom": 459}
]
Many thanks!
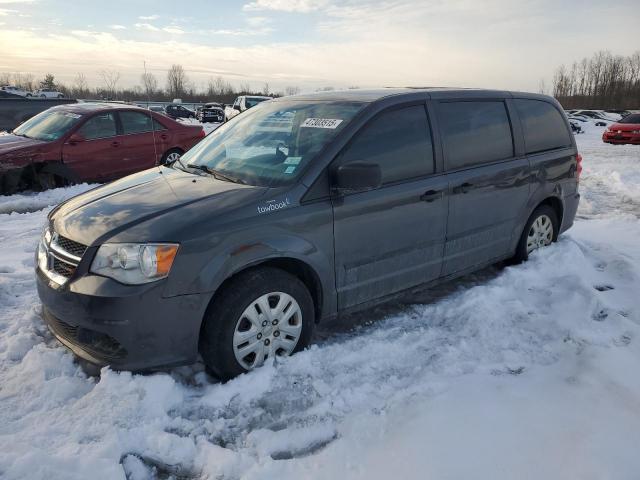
[
  {"left": 224, "top": 95, "right": 271, "bottom": 121},
  {"left": 33, "top": 88, "right": 65, "bottom": 98},
  {"left": 0, "top": 85, "right": 33, "bottom": 97}
]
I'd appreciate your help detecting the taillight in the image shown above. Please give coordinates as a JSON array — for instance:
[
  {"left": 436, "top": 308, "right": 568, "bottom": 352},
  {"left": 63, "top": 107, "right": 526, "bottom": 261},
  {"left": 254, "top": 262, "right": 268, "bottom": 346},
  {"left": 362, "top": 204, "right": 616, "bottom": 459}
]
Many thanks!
[
  {"left": 576, "top": 153, "right": 583, "bottom": 183},
  {"left": 199, "top": 129, "right": 206, "bottom": 138}
]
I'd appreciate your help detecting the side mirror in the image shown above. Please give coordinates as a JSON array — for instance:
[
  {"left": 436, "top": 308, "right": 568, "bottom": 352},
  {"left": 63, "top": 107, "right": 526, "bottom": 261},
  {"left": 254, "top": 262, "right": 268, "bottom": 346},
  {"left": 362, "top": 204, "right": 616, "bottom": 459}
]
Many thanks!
[
  {"left": 68, "top": 133, "right": 85, "bottom": 144},
  {"left": 333, "top": 162, "right": 382, "bottom": 194},
  {"left": 233, "top": 105, "right": 241, "bottom": 111}
]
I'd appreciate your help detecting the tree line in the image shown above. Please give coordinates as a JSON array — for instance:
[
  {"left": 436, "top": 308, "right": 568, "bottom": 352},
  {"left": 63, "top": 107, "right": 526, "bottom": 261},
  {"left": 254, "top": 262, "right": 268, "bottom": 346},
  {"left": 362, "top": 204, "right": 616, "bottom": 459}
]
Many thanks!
[
  {"left": 0, "top": 64, "right": 304, "bottom": 104},
  {"left": 551, "top": 50, "right": 640, "bottom": 109}
]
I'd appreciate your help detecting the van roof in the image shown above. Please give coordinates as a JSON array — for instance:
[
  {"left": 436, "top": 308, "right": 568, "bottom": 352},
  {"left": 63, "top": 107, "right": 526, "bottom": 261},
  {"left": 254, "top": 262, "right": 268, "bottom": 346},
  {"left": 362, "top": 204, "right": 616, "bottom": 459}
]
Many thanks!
[{"left": 277, "top": 88, "right": 553, "bottom": 103}]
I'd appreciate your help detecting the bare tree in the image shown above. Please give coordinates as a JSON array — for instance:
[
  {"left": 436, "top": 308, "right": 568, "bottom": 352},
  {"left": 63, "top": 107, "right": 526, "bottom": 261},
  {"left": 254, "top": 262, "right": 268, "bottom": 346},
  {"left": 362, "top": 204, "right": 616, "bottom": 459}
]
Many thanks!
[
  {"left": 141, "top": 72, "right": 158, "bottom": 98},
  {"left": 12, "top": 73, "right": 35, "bottom": 91},
  {"left": 239, "top": 82, "right": 251, "bottom": 94},
  {"left": 262, "top": 82, "right": 270, "bottom": 96},
  {"left": 538, "top": 78, "right": 547, "bottom": 95},
  {"left": 99, "top": 69, "right": 121, "bottom": 98},
  {"left": 73, "top": 73, "right": 89, "bottom": 97},
  {"left": 166, "top": 64, "right": 188, "bottom": 99},
  {"left": 552, "top": 50, "right": 640, "bottom": 109},
  {"left": 284, "top": 85, "right": 300, "bottom": 96}
]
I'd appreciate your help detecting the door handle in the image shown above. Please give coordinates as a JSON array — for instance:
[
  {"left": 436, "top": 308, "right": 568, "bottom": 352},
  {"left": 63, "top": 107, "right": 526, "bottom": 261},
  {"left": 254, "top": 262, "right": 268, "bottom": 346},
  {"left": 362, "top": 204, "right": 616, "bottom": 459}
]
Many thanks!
[
  {"left": 111, "top": 141, "right": 120, "bottom": 147},
  {"left": 420, "top": 189, "right": 443, "bottom": 202},
  {"left": 160, "top": 134, "right": 168, "bottom": 140},
  {"left": 453, "top": 182, "right": 473, "bottom": 194}
]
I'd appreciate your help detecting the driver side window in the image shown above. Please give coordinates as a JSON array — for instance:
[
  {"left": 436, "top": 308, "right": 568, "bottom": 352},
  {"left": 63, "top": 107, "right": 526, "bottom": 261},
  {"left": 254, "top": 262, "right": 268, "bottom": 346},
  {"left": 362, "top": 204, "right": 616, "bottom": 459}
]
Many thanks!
[
  {"left": 337, "top": 105, "right": 434, "bottom": 186},
  {"left": 79, "top": 113, "right": 117, "bottom": 140}
]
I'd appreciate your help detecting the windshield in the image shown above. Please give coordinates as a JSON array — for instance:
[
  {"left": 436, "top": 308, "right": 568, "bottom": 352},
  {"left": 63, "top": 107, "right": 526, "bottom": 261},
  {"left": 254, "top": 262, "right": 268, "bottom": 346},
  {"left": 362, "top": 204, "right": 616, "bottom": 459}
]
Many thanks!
[
  {"left": 13, "top": 110, "right": 83, "bottom": 141},
  {"left": 245, "top": 97, "right": 269, "bottom": 108},
  {"left": 180, "top": 100, "right": 364, "bottom": 187},
  {"left": 620, "top": 114, "right": 640, "bottom": 124}
]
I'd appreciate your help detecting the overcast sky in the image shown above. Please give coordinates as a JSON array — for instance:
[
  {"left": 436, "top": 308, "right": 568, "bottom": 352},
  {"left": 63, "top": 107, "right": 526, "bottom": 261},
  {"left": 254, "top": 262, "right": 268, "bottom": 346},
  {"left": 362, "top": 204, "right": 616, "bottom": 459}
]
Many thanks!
[{"left": 0, "top": 0, "right": 638, "bottom": 93}]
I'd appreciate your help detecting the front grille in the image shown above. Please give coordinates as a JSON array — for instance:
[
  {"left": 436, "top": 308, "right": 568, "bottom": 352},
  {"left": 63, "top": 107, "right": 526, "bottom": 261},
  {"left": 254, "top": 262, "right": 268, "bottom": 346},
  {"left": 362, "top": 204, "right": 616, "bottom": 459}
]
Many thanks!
[
  {"left": 44, "top": 309, "right": 127, "bottom": 362},
  {"left": 52, "top": 257, "right": 76, "bottom": 278},
  {"left": 40, "top": 229, "right": 86, "bottom": 285},
  {"left": 55, "top": 235, "right": 87, "bottom": 258}
]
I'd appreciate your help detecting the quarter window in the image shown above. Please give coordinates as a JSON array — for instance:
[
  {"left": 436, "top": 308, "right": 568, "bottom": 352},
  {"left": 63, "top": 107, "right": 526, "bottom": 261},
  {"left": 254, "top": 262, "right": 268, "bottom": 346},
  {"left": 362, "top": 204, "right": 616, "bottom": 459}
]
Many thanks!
[
  {"left": 120, "top": 111, "right": 165, "bottom": 134},
  {"left": 338, "top": 105, "right": 434, "bottom": 185},
  {"left": 515, "top": 99, "right": 573, "bottom": 153},
  {"left": 439, "top": 101, "right": 513, "bottom": 170},
  {"left": 78, "top": 112, "right": 117, "bottom": 140}
]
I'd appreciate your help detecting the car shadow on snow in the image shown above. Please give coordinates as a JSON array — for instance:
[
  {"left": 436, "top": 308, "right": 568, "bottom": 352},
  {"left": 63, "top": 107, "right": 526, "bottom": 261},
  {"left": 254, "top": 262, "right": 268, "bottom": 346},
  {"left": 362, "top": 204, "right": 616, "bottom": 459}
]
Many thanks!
[{"left": 315, "top": 262, "right": 506, "bottom": 341}]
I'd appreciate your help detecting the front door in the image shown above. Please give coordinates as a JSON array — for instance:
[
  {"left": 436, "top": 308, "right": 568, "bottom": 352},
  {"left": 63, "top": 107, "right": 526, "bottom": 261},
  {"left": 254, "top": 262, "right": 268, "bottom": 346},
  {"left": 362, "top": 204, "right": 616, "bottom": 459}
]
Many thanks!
[
  {"left": 332, "top": 104, "right": 448, "bottom": 309},
  {"left": 62, "top": 111, "right": 126, "bottom": 182}
]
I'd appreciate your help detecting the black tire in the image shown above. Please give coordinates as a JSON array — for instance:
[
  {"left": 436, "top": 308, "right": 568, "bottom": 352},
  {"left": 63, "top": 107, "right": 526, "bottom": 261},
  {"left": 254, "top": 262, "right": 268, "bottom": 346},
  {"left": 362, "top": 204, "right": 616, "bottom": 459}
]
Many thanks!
[
  {"left": 199, "top": 267, "right": 315, "bottom": 381},
  {"left": 36, "top": 172, "right": 59, "bottom": 191},
  {"left": 512, "top": 204, "right": 559, "bottom": 263},
  {"left": 160, "top": 148, "right": 183, "bottom": 166}
]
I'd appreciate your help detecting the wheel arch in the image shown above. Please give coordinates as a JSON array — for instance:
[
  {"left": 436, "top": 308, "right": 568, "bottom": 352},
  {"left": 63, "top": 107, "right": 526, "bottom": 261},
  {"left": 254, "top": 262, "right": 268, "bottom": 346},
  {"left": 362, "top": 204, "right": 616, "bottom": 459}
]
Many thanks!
[
  {"left": 204, "top": 256, "right": 325, "bottom": 326},
  {"left": 511, "top": 192, "right": 566, "bottom": 254},
  {"left": 536, "top": 196, "right": 564, "bottom": 240}
]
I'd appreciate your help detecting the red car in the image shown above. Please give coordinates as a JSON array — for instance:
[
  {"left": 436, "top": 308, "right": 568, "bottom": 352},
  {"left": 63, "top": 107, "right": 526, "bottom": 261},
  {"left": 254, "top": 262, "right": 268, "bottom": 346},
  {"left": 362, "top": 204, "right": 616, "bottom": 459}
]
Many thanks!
[
  {"left": 602, "top": 113, "right": 640, "bottom": 145},
  {"left": 0, "top": 103, "right": 205, "bottom": 194}
]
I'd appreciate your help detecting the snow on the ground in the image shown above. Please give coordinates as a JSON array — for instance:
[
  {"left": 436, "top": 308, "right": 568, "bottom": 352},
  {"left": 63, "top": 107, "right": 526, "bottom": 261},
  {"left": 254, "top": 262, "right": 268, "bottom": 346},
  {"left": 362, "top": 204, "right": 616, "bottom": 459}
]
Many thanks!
[
  {"left": 0, "top": 121, "right": 639, "bottom": 479},
  {"left": 0, "top": 184, "right": 95, "bottom": 215},
  {"left": 177, "top": 117, "right": 222, "bottom": 135}
]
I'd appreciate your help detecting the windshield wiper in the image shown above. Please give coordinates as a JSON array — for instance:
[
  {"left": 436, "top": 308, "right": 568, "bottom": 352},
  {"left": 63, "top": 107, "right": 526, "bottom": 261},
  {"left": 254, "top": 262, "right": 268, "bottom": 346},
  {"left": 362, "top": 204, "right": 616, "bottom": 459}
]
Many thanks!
[
  {"left": 170, "top": 155, "right": 190, "bottom": 172},
  {"left": 186, "top": 164, "right": 247, "bottom": 185}
]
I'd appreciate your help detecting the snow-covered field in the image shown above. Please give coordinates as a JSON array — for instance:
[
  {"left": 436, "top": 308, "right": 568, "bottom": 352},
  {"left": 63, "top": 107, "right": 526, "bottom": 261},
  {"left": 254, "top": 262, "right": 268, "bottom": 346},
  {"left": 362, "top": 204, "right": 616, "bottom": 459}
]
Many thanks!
[{"left": 0, "top": 122, "right": 639, "bottom": 479}]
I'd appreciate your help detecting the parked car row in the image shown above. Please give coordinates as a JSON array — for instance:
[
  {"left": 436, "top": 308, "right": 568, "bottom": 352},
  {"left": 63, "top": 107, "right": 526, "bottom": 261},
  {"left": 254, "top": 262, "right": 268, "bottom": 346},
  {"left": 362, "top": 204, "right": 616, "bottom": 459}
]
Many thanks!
[
  {"left": 0, "top": 103, "right": 205, "bottom": 194},
  {"left": 562, "top": 108, "right": 640, "bottom": 145},
  {"left": 146, "top": 95, "right": 273, "bottom": 124},
  {"left": 1, "top": 85, "right": 66, "bottom": 98},
  {"left": 224, "top": 95, "right": 272, "bottom": 121}
]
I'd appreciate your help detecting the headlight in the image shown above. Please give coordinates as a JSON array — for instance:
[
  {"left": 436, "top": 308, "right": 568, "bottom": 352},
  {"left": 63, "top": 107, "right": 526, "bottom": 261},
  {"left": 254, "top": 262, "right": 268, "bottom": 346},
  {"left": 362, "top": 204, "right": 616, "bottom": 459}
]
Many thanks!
[{"left": 90, "top": 243, "right": 179, "bottom": 285}]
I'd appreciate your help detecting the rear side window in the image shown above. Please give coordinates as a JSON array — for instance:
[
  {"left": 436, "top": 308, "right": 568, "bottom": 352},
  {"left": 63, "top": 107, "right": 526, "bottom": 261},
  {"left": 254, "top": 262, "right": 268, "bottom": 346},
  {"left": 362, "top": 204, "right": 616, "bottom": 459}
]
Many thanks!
[
  {"left": 439, "top": 101, "right": 513, "bottom": 170},
  {"left": 120, "top": 111, "right": 166, "bottom": 134},
  {"left": 79, "top": 113, "right": 117, "bottom": 140},
  {"left": 515, "top": 99, "right": 571, "bottom": 154},
  {"left": 339, "top": 105, "right": 434, "bottom": 185},
  {"left": 120, "top": 111, "right": 154, "bottom": 134}
]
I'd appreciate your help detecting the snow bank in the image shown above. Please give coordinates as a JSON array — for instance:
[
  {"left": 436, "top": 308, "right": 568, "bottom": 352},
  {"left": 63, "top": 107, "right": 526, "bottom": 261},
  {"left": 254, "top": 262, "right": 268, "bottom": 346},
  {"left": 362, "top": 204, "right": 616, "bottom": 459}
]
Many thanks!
[
  {"left": 0, "top": 184, "right": 95, "bottom": 215},
  {"left": 0, "top": 126, "right": 638, "bottom": 479}
]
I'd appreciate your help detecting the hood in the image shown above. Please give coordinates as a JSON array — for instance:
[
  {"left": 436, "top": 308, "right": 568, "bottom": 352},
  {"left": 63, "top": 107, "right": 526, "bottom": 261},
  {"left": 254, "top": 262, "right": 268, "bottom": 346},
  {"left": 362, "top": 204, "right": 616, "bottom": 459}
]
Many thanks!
[
  {"left": 0, "top": 133, "right": 50, "bottom": 173},
  {"left": 51, "top": 167, "right": 268, "bottom": 245},
  {"left": 0, "top": 133, "right": 47, "bottom": 153},
  {"left": 608, "top": 123, "right": 640, "bottom": 132}
]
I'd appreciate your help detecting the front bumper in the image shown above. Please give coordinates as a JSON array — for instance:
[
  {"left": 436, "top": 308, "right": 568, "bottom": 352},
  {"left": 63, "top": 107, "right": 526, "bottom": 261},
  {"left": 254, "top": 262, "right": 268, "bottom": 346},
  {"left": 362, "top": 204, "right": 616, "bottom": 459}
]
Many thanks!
[
  {"left": 36, "top": 269, "right": 210, "bottom": 371},
  {"left": 199, "top": 114, "right": 224, "bottom": 122},
  {"left": 602, "top": 132, "right": 640, "bottom": 145}
]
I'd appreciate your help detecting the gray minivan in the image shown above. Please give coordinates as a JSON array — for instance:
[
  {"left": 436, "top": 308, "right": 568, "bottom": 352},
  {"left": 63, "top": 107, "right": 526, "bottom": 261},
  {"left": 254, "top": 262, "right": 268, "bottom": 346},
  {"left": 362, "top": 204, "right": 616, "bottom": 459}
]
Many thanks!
[{"left": 36, "top": 88, "right": 581, "bottom": 379}]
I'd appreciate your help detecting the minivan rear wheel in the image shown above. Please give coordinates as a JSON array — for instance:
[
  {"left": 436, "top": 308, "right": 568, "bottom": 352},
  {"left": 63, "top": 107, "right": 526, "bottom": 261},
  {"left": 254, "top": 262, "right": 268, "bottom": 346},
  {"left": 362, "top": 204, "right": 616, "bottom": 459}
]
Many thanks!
[
  {"left": 199, "top": 267, "right": 315, "bottom": 381},
  {"left": 513, "top": 205, "right": 559, "bottom": 262}
]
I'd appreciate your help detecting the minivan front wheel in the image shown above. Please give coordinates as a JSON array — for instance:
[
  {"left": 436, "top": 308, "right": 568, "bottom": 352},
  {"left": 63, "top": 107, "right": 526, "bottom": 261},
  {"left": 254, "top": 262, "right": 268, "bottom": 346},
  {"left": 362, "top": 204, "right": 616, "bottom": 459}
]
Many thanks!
[
  {"left": 514, "top": 205, "right": 559, "bottom": 262},
  {"left": 200, "top": 267, "right": 314, "bottom": 380}
]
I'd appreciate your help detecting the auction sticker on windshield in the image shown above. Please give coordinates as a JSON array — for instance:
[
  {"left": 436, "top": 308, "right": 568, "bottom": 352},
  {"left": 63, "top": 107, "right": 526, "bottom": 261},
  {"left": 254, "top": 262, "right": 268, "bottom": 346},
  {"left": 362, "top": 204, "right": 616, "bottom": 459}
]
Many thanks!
[{"left": 301, "top": 118, "right": 343, "bottom": 129}]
